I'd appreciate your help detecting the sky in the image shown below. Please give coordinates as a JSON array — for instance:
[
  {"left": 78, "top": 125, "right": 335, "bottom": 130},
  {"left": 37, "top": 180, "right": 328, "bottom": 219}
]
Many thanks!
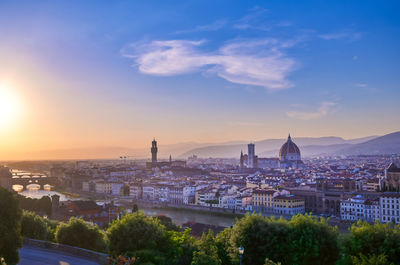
[{"left": 0, "top": 0, "right": 399, "bottom": 159}]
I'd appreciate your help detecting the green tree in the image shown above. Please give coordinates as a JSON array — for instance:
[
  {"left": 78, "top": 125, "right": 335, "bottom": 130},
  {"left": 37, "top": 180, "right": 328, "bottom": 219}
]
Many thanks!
[
  {"left": 21, "top": 211, "right": 47, "bottom": 240},
  {"left": 0, "top": 187, "right": 22, "bottom": 265},
  {"left": 287, "top": 214, "right": 339, "bottom": 265},
  {"left": 107, "top": 213, "right": 167, "bottom": 256},
  {"left": 165, "top": 229, "right": 196, "bottom": 265},
  {"left": 351, "top": 253, "right": 392, "bottom": 265},
  {"left": 343, "top": 221, "right": 400, "bottom": 264},
  {"left": 191, "top": 230, "right": 221, "bottom": 265},
  {"left": 55, "top": 217, "right": 107, "bottom": 252},
  {"left": 154, "top": 215, "right": 180, "bottom": 231},
  {"left": 215, "top": 228, "right": 233, "bottom": 265},
  {"left": 229, "top": 214, "right": 291, "bottom": 265}
]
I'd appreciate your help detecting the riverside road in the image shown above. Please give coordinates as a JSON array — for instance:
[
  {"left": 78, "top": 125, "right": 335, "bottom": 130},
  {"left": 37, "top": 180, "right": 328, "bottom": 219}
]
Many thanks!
[{"left": 18, "top": 245, "right": 101, "bottom": 265}]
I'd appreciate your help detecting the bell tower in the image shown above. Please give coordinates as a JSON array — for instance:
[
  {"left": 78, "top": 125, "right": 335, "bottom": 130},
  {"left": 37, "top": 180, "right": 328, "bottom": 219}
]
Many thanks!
[{"left": 151, "top": 138, "right": 158, "bottom": 164}]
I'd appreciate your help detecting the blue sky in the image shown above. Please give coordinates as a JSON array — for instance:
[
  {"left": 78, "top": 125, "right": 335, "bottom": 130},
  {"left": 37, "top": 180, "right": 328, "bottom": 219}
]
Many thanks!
[{"left": 0, "top": 0, "right": 399, "bottom": 153}]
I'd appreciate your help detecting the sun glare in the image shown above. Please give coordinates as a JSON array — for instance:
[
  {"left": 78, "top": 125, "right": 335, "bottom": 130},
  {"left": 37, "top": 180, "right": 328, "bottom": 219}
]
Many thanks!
[{"left": 0, "top": 83, "right": 20, "bottom": 129}]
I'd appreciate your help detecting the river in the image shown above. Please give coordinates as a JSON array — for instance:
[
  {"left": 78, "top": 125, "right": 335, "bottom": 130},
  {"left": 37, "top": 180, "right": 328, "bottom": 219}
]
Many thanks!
[{"left": 140, "top": 207, "right": 238, "bottom": 227}]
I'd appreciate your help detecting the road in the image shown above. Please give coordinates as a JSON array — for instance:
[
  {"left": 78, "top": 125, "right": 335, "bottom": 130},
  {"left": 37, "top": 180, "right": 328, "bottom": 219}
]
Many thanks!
[{"left": 19, "top": 245, "right": 102, "bottom": 265}]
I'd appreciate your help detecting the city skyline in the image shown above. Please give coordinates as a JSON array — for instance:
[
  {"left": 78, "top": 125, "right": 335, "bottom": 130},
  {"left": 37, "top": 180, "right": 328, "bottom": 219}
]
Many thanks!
[{"left": 0, "top": 0, "right": 399, "bottom": 159}]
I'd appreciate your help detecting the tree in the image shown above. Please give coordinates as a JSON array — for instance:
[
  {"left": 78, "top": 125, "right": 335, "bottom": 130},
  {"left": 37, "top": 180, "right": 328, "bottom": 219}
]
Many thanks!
[
  {"left": 351, "top": 253, "right": 391, "bottom": 265},
  {"left": 191, "top": 230, "right": 221, "bottom": 265},
  {"left": 132, "top": 204, "right": 139, "bottom": 213},
  {"left": 154, "top": 215, "right": 180, "bottom": 231},
  {"left": 287, "top": 214, "right": 339, "bottom": 265},
  {"left": 21, "top": 211, "right": 47, "bottom": 240},
  {"left": 343, "top": 221, "right": 400, "bottom": 264},
  {"left": 55, "top": 217, "right": 107, "bottom": 252},
  {"left": 215, "top": 228, "right": 233, "bottom": 265},
  {"left": 0, "top": 187, "right": 22, "bottom": 265},
  {"left": 229, "top": 214, "right": 291, "bottom": 265},
  {"left": 165, "top": 229, "right": 196, "bottom": 265},
  {"left": 107, "top": 213, "right": 167, "bottom": 256}
]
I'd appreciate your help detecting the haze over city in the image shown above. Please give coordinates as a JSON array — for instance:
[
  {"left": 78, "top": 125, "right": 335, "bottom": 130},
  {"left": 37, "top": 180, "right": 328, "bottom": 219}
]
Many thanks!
[{"left": 0, "top": 0, "right": 399, "bottom": 160}]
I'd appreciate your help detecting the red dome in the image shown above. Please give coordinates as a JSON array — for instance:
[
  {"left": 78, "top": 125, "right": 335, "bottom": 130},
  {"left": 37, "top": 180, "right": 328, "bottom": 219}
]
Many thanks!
[{"left": 279, "top": 135, "right": 300, "bottom": 159}]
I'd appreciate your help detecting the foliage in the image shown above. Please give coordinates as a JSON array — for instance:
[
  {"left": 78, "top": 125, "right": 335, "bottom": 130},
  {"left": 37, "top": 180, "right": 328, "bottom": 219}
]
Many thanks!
[
  {"left": 154, "top": 215, "right": 181, "bottom": 231},
  {"left": 215, "top": 228, "right": 233, "bottom": 265},
  {"left": 342, "top": 221, "right": 400, "bottom": 265},
  {"left": 0, "top": 187, "right": 22, "bottom": 265},
  {"left": 107, "top": 213, "right": 168, "bottom": 256},
  {"left": 351, "top": 253, "right": 392, "bottom": 265},
  {"left": 132, "top": 204, "right": 139, "bottom": 213},
  {"left": 229, "top": 214, "right": 291, "bottom": 265},
  {"left": 164, "top": 229, "right": 196, "bottom": 265},
  {"left": 191, "top": 230, "right": 221, "bottom": 265},
  {"left": 107, "top": 255, "right": 138, "bottom": 265},
  {"left": 17, "top": 195, "right": 52, "bottom": 216},
  {"left": 229, "top": 213, "right": 339, "bottom": 265},
  {"left": 21, "top": 211, "right": 47, "bottom": 240},
  {"left": 264, "top": 258, "right": 281, "bottom": 265},
  {"left": 55, "top": 217, "right": 107, "bottom": 252},
  {"left": 287, "top": 214, "right": 339, "bottom": 265}
]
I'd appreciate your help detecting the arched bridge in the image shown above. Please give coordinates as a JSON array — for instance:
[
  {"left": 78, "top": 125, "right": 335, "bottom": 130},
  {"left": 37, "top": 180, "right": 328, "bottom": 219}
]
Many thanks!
[{"left": 11, "top": 172, "right": 58, "bottom": 190}]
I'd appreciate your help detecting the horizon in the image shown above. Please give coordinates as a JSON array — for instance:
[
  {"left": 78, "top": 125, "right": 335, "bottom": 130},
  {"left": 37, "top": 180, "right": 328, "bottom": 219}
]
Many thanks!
[{"left": 0, "top": 0, "right": 399, "bottom": 160}]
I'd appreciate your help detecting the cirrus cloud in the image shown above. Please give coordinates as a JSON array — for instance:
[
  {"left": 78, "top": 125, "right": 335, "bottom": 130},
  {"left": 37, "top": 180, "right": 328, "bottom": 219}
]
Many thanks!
[
  {"left": 122, "top": 38, "right": 296, "bottom": 90},
  {"left": 286, "top": 101, "right": 337, "bottom": 120}
]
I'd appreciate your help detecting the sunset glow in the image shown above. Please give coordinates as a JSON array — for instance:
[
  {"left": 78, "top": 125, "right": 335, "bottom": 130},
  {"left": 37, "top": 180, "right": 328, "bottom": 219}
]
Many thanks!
[{"left": 0, "top": 83, "right": 20, "bottom": 130}]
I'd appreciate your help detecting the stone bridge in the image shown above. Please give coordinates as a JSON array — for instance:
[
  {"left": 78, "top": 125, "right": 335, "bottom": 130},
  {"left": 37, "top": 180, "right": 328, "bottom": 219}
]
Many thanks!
[{"left": 11, "top": 173, "right": 58, "bottom": 190}]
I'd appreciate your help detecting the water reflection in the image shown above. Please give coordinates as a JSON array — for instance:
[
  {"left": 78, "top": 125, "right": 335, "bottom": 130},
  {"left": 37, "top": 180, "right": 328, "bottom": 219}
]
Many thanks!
[{"left": 142, "top": 208, "right": 238, "bottom": 228}]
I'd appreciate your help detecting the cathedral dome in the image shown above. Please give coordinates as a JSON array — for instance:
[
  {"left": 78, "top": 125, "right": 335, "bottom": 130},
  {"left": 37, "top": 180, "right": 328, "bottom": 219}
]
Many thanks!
[{"left": 279, "top": 134, "right": 301, "bottom": 161}]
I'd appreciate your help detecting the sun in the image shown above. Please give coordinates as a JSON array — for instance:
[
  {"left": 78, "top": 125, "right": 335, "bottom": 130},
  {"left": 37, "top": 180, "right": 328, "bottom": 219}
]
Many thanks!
[{"left": 0, "top": 83, "right": 20, "bottom": 129}]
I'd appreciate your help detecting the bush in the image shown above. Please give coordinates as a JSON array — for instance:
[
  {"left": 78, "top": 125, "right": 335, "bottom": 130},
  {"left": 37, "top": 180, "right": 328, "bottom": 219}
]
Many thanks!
[
  {"left": 55, "top": 217, "right": 107, "bottom": 252},
  {"left": 342, "top": 221, "right": 400, "bottom": 264},
  {"left": 107, "top": 213, "right": 168, "bottom": 256},
  {"left": 21, "top": 211, "right": 47, "bottom": 240}
]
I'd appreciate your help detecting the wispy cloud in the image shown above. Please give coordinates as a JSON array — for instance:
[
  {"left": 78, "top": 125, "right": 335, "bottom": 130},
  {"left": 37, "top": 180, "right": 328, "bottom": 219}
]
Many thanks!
[
  {"left": 286, "top": 101, "right": 336, "bottom": 120},
  {"left": 233, "top": 6, "right": 271, "bottom": 31},
  {"left": 175, "top": 19, "right": 228, "bottom": 34},
  {"left": 355, "top": 83, "right": 368, "bottom": 88},
  {"left": 319, "top": 29, "right": 363, "bottom": 41},
  {"left": 123, "top": 38, "right": 296, "bottom": 90}
]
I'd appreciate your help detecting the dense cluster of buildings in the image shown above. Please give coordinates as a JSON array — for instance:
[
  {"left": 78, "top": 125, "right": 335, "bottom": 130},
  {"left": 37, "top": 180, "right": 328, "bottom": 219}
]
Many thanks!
[{"left": 2, "top": 136, "right": 400, "bottom": 225}]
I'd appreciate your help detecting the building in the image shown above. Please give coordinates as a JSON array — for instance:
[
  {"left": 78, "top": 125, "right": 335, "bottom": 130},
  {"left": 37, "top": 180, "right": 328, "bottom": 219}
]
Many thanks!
[
  {"left": 380, "top": 193, "right": 400, "bottom": 224},
  {"left": 252, "top": 189, "right": 277, "bottom": 212},
  {"left": 248, "top": 143, "right": 256, "bottom": 168},
  {"left": 151, "top": 138, "right": 158, "bottom": 164},
  {"left": 146, "top": 139, "right": 187, "bottom": 169},
  {"left": 0, "top": 166, "right": 12, "bottom": 189},
  {"left": 95, "top": 181, "right": 112, "bottom": 194},
  {"left": 273, "top": 195, "right": 305, "bottom": 215},
  {"left": 279, "top": 134, "right": 304, "bottom": 169},
  {"left": 129, "top": 182, "right": 142, "bottom": 199},
  {"left": 61, "top": 200, "right": 119, "bottom": 228},
  {"left": 380, "top": 162, "right": 400, "bottom": 191},
  {"left": 340, "top": 195, "right": 380, "bottom": 222},
  {"left": 257, "top": 158, "right": 280, "bottom": 169}
]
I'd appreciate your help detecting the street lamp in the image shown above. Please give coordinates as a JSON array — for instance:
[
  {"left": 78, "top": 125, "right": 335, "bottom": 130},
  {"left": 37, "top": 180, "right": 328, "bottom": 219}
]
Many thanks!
[
  {"left": 238, "top": 246, "right": 244, "bottom": 265},
  {"left": 43, "top": 215, "right": 48, "bottom": 247}
]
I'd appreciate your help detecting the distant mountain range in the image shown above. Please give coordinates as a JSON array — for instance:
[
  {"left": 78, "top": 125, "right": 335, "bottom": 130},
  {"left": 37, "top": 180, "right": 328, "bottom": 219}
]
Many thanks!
[
  {"left": 5, "top": 132, "right": 399, "bottom": 161},
  {"left": 180, "top": 132, "right": 400, "bottom": 158}
]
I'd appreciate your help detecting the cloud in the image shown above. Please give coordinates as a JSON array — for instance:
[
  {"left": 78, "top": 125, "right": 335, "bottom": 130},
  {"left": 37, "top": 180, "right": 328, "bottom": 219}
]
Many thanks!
[
  {"left": 123, "top": 38, "right": 296, "bottom": 90},
  {"left": 319, "top": 30, "right": 363, "bottom": 41},
  {"left": 233, "top": 6, "right": 271, "bottom": 31},
  {"left": 355, "top": 83, "right": 368, "bottom": 88},
  {"left": 175, "top": 19, "right": 228, "bottom": 34},
  {"left": 286, "top": 102, "right": 336, "bottom": 120}
]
